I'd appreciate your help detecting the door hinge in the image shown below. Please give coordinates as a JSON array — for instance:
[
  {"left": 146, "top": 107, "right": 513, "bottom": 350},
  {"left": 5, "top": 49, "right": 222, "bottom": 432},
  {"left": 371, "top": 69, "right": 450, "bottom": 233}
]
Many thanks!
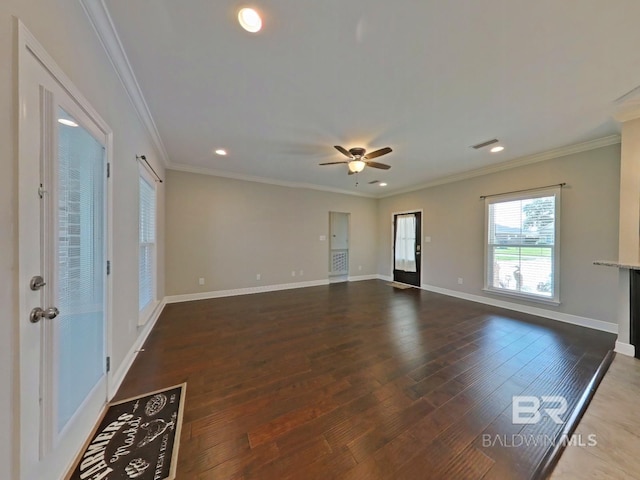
[
  {"left": 107, "top": 260, "right": 111, "bottom": 275},
  {"left": 107, "top": 163, "right": 111, "bottom": 178},
  {"left": 106, "top": 356, "right": 111, "bottom": 373}
]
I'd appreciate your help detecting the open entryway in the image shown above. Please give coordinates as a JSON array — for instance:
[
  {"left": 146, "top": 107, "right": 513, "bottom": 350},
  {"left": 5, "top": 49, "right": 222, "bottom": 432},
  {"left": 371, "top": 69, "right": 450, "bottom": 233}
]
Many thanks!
[
  {"left": 393, "top": 211, "right": 422, "bottom": 287},
  {"left": 17, "top": 23, "right": 111, "bottom": 480},
  {"left": 329, "top": 212, "right": 350, "bottom": 282}
]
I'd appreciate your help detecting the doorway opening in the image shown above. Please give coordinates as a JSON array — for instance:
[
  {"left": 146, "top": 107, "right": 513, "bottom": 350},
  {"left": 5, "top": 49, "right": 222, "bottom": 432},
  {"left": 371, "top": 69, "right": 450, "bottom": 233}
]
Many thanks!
[{"left": 329, "top": 212, "right": 350, "bottom": 283}]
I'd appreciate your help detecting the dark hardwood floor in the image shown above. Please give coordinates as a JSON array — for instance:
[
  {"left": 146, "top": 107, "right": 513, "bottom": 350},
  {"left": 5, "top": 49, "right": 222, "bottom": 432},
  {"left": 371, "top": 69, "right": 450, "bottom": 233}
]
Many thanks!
[{"left": 114, "top": 280, "right": 615, "bottom": 479}]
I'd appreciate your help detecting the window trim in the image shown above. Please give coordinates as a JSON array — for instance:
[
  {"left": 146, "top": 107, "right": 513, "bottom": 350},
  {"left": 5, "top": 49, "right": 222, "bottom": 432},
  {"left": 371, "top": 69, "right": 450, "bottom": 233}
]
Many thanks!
[
  {"left": 138, "top": 162, "right": 158, "bottom": 324},
  {"left": 483, "top": 186, "right": 561, "bottom": 305}
]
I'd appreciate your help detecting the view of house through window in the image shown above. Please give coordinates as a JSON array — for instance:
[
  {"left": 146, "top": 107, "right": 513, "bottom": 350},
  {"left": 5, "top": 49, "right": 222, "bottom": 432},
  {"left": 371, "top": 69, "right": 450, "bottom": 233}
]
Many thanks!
[{"left": 485, "top": 188, "right": 560, "bottom": 303}]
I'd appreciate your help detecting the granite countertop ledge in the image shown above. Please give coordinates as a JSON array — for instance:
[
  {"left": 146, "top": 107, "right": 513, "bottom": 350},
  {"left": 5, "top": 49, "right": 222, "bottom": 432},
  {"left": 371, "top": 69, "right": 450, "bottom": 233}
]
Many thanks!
[{"left": 593, "top": 260, "right": 640, "bottom": 270}]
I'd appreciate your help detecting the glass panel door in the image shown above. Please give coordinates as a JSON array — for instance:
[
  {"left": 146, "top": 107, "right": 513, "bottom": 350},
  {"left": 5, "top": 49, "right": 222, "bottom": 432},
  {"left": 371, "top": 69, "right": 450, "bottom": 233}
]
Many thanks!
[{"left": 54, "top": 107, "right": 106, "bottom": 434}]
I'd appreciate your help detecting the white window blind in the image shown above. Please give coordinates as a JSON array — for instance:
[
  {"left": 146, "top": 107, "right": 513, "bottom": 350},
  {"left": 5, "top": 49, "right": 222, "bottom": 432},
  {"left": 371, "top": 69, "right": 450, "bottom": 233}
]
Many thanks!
[
  {"left": 485, "top": 187, "right": 560, "bottom": 304},
  {"left": 139, "top": 172, "right": 156, "bottom": 314}
]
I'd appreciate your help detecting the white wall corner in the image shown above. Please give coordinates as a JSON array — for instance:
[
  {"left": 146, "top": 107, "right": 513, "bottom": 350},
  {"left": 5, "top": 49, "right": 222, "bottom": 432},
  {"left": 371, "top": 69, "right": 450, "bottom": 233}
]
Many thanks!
[
  {"left": 78, "top": 0, "right": 170, "bottom": 166},
  {"left": 108, "top": 300, "right": 166, "bottom": 399},
  {"left": 421, "top": 283, "right": 619, "bottom": 334},
  {"left": 614, "top": 341, "right": 636, "bottom": 357}
]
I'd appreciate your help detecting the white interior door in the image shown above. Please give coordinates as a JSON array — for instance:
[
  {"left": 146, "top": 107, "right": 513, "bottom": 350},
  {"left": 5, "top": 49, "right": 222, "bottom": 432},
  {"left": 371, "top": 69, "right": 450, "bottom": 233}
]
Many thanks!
[{"left": 18, "top": 25, "right": 110, "bottom": 480}]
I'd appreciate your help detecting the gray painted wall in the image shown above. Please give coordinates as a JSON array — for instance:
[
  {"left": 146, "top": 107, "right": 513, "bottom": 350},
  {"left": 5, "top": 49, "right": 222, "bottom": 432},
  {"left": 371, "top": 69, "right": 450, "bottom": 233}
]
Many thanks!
[
  {"left": 377, "top": 145, "right": 620, "bottom": 324},
  {"left": 165, "top": 170, "right": 378, "bottom": 295}
]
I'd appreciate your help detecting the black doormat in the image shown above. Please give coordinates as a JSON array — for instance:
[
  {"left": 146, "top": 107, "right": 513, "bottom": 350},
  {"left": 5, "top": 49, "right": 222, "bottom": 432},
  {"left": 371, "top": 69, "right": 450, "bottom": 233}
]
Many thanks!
[{"left": 68, "top": 383, "right": 186, "bottom": 480}]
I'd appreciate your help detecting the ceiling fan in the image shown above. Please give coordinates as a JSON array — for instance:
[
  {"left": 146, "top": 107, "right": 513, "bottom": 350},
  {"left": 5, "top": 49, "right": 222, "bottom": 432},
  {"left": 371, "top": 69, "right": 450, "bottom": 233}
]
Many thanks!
[{"left": 320, "top": 145, "right": 392, "bottom": 174}]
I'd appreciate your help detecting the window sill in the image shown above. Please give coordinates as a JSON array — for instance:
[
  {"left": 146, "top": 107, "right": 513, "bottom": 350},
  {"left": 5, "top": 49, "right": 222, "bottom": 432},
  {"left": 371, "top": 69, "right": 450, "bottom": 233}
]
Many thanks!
[{"left": 482, "top": 288, "right": 560, "bottom": 306}]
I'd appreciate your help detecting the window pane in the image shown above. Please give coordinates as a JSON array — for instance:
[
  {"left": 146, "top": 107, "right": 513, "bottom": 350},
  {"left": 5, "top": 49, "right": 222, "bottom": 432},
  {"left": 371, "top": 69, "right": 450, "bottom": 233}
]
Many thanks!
[
  {"left": 490, "top": 246, "right": 553, "bottom": 297},
  {"left": 57, "top": 107, "right": 105, "bottom": 431},
  {"left": 139, "top": 244, "right": 154, "bottom": 310},
  {"left": 139, "top": 174, "right": 156, "bottom": 312},
  {"left": 395, "top": 214, "right": 416, "bottom": 272},
  {"left": 487, "top": 192, "right": 557, "bottom": 301}
]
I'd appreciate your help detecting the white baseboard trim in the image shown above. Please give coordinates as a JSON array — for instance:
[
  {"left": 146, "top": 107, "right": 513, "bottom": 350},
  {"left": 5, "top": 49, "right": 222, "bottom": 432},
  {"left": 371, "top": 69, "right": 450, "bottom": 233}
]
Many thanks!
[
  {"left": 615, "top": 341, "right": 636, "bottom": 357},
  {"left": 377, "top": 274, "right": 393, "bottom": 282},
  {"left": 108, "top": 299, "right": 166, "bottom": 399},
  {"left": 348, "top": 274, "right": 379, "bottom": 282},
  {"left": 420, "top": 283, "right": 618, "bottom": 334},
  {"left": 164, "top": 279, "right": 331, "bottom": 304},
  {"left": 329, "top": 275, "right": 348, "bottom": 284}
]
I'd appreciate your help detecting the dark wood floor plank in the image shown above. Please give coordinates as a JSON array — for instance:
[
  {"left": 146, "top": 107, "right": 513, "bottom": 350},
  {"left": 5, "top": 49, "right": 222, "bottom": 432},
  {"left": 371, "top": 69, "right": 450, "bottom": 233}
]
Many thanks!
[{"left": 114, "top": 280, "right": 615, "bottom": 479}]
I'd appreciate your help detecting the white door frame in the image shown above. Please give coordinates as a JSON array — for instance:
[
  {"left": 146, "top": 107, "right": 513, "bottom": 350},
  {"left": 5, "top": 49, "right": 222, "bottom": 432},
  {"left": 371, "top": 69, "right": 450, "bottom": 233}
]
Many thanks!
[
  {"left": 17, "top": 19, "right": 113, "bottom": 479},
  {"left": 390, "top": 209, "right": 424, "bottom": 283}
]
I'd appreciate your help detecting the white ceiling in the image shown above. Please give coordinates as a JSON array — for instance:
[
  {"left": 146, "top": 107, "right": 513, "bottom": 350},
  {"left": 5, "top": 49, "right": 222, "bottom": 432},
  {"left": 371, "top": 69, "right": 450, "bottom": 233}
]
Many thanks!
[{"left": 104, "top": 0, "right": 640, "bottom": 196}]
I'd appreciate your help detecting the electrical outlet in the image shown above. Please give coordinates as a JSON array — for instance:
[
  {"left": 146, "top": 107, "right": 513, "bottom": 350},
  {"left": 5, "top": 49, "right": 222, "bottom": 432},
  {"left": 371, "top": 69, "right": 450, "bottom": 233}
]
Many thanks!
[
  {"left": 199, "top": 277, "right": 205, "bottom": 286},
  {"left": 425, "top": 236, "right": 432, "bottom": 243},
  {"left": 319, "top": 235, "right": 326, "bottom": 241},
  {"left": 291, "top": 271, "right": 296, "bottom": 277},
  {"left": 256, "top": 273, "right": 261, "bottom": 280},
  {"left": 458, "top": 277, "right": 463, "bottom": 285},
  {"left": 358, "top": 265, "right": 362, "bottom": 271}
]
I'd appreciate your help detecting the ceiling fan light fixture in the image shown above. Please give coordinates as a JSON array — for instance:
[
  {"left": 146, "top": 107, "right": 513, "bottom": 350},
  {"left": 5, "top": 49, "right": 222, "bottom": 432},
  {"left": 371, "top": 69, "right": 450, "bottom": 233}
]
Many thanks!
[
  {"left": 238, "top": 7, "right": 262, "bottom": 33},
  {"left": 348, "top": 160, "right": 366, "bottom": 173},
  {"left": 215, "top": 149, "right": 227, "bottom": 156},
  {"left": 379, "top": 182, "right": 388, "bottom": 187},
  {"left": 490, "top": 145, "right": 505, "bottom": 153}
]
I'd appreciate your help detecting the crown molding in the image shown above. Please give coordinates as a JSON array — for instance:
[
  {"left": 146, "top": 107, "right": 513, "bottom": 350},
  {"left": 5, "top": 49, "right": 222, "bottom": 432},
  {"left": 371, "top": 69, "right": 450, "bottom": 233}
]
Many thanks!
[
  {"left": 614, "top": 100, "right": 640, "bottom": 123},
  {"left": 380, "top": 135, "right": 621, "bottom": 198},
  {"left": 79, "top": 0, "right": 170, "bottom": 166},
  {"left": 168, "top": 163, "right": 377, "bottom": 198}
]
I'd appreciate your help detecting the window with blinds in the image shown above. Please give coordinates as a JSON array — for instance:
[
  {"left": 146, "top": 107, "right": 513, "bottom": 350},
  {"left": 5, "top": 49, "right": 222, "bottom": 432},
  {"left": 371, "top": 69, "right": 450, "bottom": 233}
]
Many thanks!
[
  {"left": 139, "top": 171, "right": 156, "bottom": 315},
  {"left": 485, "top": 187, "right": 561, "bottom": 304}
]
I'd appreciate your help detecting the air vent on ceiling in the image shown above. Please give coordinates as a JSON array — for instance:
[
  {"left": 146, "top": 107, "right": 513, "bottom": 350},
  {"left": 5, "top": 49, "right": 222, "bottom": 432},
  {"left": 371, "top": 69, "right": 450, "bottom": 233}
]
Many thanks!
[{"left": 471, "top": 138, "right": 499, "bottom": 150}]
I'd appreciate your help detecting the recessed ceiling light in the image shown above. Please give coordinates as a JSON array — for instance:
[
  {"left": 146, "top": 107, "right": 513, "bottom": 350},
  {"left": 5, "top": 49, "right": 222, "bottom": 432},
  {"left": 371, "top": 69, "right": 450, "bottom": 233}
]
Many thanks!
[
  {"left": 379, "top": 182, "right": 388, "bottom": 187},
  {"left": 238, "top": 8, "right": 262, "bottom": 33},
  {"left": 215, "top": 149, "right": 227, "bottom": 156},
  {"left": 490, "top": 146, "right": 505, "bottom": 153},
  {"left": 58, "top": 118, "right": 78, "bottom": 127}
]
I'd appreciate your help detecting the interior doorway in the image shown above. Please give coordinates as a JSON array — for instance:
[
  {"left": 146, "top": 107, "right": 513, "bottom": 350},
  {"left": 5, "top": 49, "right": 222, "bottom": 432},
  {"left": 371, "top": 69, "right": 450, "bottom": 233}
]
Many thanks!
[
  {"left": 329, "top": 212, "right": 350, "bottom": 282},
  {"left": 393, "top": 211, "right": 422, "bottom": 286}
]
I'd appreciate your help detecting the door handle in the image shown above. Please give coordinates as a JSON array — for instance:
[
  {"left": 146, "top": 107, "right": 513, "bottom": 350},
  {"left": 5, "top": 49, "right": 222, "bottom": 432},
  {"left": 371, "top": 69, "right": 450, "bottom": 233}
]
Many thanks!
[{"left": 30, "top": 307, "right": 60, "bottom": 323}]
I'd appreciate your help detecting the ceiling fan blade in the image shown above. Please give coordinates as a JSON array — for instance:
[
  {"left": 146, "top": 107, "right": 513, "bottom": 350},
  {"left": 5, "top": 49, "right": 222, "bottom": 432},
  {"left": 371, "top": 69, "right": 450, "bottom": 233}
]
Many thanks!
[
  {"left": 334, "top": 145, "right": 353, "bottom": 158},
  {"left": 319, "top": 161, "right": 349, "bottom": 165},
  {"left": 364, "top": 147, "right": 392, "bottom": 160},
  {"left": 366, "top": 161, "right": 391, "bottom": 170}
]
